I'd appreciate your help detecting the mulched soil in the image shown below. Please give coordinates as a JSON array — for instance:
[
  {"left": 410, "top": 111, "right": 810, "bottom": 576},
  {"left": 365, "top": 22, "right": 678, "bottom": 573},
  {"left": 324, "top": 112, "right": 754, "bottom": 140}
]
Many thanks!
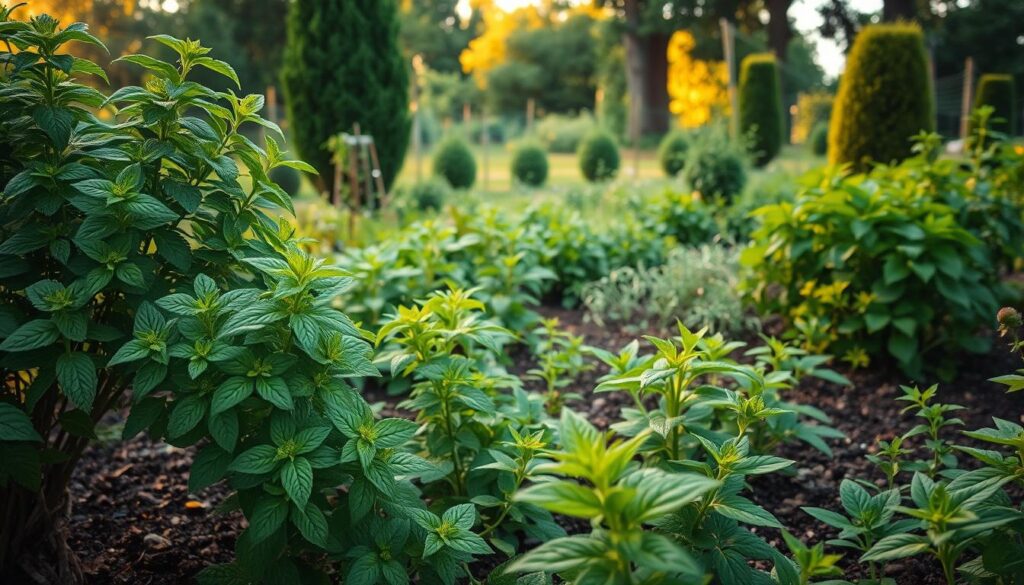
[{"left": 66, "top": 306, "right": 1024, "bottom": 584}]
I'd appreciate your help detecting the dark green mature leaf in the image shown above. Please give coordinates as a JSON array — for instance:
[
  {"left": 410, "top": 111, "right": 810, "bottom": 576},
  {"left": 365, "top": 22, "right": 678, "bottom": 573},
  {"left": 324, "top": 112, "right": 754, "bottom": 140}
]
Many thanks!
[
  {"left": 0, "top": 319, "right": 59, "bottom": 352},
  {"left": 189, "top": 444, "right": 232, "bottom": 492},
  {"left": 32, "top": 105, "right": 74, "bottom": 148},
  {"left": 0, "top": 403, "right": 42, "bottom": 442},
  {"left": 280, "top": 457, "right": 313, "bottom": 509},
  {"left": 291, "top": 501, "right": 328, "bottom": 548},
  {"left": 56, "top": 352, "right": 97, "bottom": 412},
  {"left": 248, "top": 496, "right": 288, "bottom": 544},
  {"left": 230, "top": 444, "right": 279, "bottom": 474},
  {"left": 168, "top": 395, "right": 207, "bottom": 438}
]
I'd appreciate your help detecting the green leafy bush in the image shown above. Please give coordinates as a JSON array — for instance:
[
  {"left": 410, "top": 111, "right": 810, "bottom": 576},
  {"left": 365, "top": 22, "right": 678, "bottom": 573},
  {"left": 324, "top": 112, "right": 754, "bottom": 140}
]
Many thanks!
[
  {"left": 828, "top": 23, "right": 934, "bottom": 171},
  {"left": 510, "top": 142, "right": 549, "bottom": 187},
  {"left": 809, "top": 123, "right": 828, "bottom": 156},
  {"left": 282, "top": 0, "right": 409, "bottom": 194},
  {"left": 683, "top": 138, "right": 748, "bottom": 202},
  {"left": 806, "top": 364, "right": 1024, "bottom": 585},
  {"left": 404, "top": 178, "right": 450, "bottom": 212},
  {"left": 432, "top": 135, "right": 477, "bottom": 189},
  {"left": 535, "top": 111, "right": 597, "bottom": 153},
  {"left": 738, "top": 53, "right": 784, "bottom": 167},
  {"left": 657, "top": 130, "right": 689, "bottom": 176},
  {"left": 582, "top": 245, "right": 758, "bottom": 334},
  {"left": 741, "top": 133, "right": 1020, "bottom": 376},
  {"left": 0, "top": 14, "right": 421, "bottom": 582},
  {"left": 577, "top": 130, "right": 620, "bottom": 182},
  {"left": 269, "top": 165, "right": 301, "bottom": 197},
  {"left": 973, "top": 73, "right": 1017, "bottom": 135},
  {"left": 512, "top": 325, "right": 846, "bottom": 584}
]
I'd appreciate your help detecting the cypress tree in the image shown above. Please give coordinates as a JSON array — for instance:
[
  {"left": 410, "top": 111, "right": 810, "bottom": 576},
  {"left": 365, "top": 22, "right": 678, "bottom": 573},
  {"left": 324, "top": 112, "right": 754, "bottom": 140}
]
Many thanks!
[
  {"left": 738, "top": 53, "right": 783, "bottom": 167},
  {"left": 829, "top": 23, "right": 933, "bottom": 170},
  {"left": 282, "top": 0, "right": 410, "bottom": 195},
  {"left": 974, "top": 74, "right": 1017, "bottom": 135}
]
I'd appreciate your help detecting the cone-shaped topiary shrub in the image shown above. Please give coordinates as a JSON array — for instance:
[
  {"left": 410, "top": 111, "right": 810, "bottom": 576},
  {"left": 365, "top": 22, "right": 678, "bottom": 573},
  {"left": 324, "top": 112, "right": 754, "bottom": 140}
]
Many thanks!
[
  {"left": 578, "top": 131, "right": 620, "bottom": 182},
  {"left": 511, "top": 142, "right": 549, "bottom": 187},
  {"left": 658, "top": 131, "right": 690, "bottom": 177},
  {"left": 738, "top": 53, "right": 783, "bottom": 167},
  {"left": 974, "top": 74, "right": 1017, "bottom": 135},
  {"left": 828, "top": 23, "right": 934, "bottom": 171},
  {"left": 282, "top": 0, "right": 409, "bottom": 196},
  {"left": 810, "top": 123, "right": 829, "bottom": 156},
  {"left": 433, "top": 136, "right": 477, "bottom": 189}
]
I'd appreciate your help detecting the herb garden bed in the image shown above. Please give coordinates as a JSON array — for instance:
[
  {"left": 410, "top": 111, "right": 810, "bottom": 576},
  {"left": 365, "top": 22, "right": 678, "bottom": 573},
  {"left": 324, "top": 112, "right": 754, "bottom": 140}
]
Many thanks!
[{"left": 67, "top": 306, "right": 1023, "bottom": 584}]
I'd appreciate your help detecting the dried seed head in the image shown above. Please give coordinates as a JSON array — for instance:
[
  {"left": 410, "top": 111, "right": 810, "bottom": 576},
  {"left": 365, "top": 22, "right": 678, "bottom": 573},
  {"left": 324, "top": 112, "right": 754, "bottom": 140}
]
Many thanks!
[{"left": 997, "top": 307, "right": 1022, "bottom": 331}]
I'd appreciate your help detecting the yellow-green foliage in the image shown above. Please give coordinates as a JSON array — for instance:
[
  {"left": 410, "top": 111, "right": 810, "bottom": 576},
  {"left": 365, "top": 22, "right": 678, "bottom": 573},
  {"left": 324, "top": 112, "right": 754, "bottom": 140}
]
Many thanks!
[
  {"left": 829, "top": 24, "right": 934, "bottom": 170},
  {"left": 792, "top": 92, "right": 833, "bottom": 144},
  {"left": 974, "top": 74, "right": 1017, "bottom": 135},
  {"left": 738, "top": 53, "right": 783, "bottom": 167}
]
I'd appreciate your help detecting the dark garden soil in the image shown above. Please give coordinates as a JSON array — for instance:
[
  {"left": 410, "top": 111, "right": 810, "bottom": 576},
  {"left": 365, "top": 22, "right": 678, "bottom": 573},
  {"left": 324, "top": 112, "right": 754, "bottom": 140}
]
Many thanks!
[{"left": 66, "top": 306, "right": 1024, "bottom": 585}]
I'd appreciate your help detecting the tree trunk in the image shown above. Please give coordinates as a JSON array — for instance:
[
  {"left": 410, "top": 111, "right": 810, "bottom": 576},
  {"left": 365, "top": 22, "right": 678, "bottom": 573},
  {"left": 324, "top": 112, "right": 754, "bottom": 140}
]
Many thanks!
[
  {"left": 623, "top": 0, "right": 671, "bottom": 138},
  {"left": 766, "top": 0, "right": 792, "bottom": 62},
  {"left": 1, "top": 463, "right": 85, "bottom": 584},
  {"left": 883, "top": 0, "right": 916, "bottom": 21}
]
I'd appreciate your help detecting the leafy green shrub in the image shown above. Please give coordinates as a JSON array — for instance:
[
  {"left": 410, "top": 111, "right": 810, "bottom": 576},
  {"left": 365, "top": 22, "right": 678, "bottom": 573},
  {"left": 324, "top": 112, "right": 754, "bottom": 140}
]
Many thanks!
[
  {"left": 792, "top": 92, "right": 833, "bottom": 144},
  {"left": 683, "top": 141, "right": 747, "bottom": 201},
  {"left": 741, "top": 134, "right": 1017, "bottom": 376},
  {"left": 0, "top": 16, "right": 419, "bottom": 582},
  {"left": 577, "top": 130, "right": 620, "bottom": 182},
  {"left": 582, "top": 245, "right": 759, "bottom": 334},
  {"left": 282, "top": 0, "right": 410, "bottom": 194},
  {"left": 807, "top": 364, "right": 1024, "bottom": 585},
  {"left": 269, "top": 165, "right": 301, "bottom": 197},
  {"left": 738, "top": 53, "right": 784, "bottom": 166},
  {"left": 433, "top": 136, "right": 477, "bottom": 189},
  {"left": 535, "top": 111, "right": 596, "bottom": 153},
  {"left": 405, "top": 179, "right": 450, "bottom": 211},
  {"left": 510, "top": 142, "right": 549, "bottom": 186},
  {"left": 809, "top": 123, "right": 828, "bottom": 156},
  {"left": 829, "top": 23, "right": 934, "bottom": 171},
  {"left": 973, "top": 73, "right": 1017, "bottom": 135},
  {"left": 512, "top": 325, "right": 847, "bottom": 584},
  {"left": 657, "top": 130, "right": 690, "bottom": 176}
]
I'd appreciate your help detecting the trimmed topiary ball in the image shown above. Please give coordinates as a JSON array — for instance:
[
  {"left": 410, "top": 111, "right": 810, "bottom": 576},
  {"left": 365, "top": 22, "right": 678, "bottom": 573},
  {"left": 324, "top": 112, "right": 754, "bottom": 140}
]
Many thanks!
[
  {"left": 511, "top": 142, "right": 549, "bottom": 186},
  {"left": 738, "top": 53, "right": 783, "bottom": 167},
  {"left": 269, "top": 165, "right": 301, "bottom": 197},
  {"left": 658, "top": 131, "right": 690, "bottom": 177},
  {"left": 810, "top": 123, "right": 828, "bottom": 156},
  {"left": 407, "top": 179, "right": 450, "bottom": 211},
  {"left": 829, "top": 23, "right": 933, "bottom": 171},
  {"left": 683, "top": 144, "right": 747, "bottom": 202},
  {"left": 578, "top": 130, "right": 620, "bottom": 182},
  {"left": 974, "top": 74, "right": 1017, "bottom": 135},
  {"left": 433, "top": 136, "right": 477, "bottom": 189}
]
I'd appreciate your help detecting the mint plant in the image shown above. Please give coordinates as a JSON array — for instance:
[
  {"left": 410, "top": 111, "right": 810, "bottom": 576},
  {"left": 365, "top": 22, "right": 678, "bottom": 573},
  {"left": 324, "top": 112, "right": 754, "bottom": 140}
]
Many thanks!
[
  {"left": 0, "top": 10, "right": 480, "bottom": 584},
  {"left": 526, "top": 318, "right": 592, "bottom": 415}
]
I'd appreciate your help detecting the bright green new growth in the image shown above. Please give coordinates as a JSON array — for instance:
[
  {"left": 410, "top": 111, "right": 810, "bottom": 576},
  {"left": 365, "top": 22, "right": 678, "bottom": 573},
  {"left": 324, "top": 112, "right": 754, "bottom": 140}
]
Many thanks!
[
  {"left": 511, "top": 142, "right": 549, "bottom": 187},
  {"left": 577, "top": 130, "right": 620, "bottom": 182},
  {"left": 829, "top": 23, "right": 934, "bottom": 171},
  {"left": 738, "top": 53, "right": 783, "bottom": 167},
  {"left": 973, "top": 74, "right": 1017, "bottom": 135},
  {"left": 658, "top": 130, "right": 689, "bottom": 176},
  {"left": 433, "top": 135, "right": 477, "bottom": 189},
  {"left": 281, "top": 0, "right": 410, "bottom": 194}
]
